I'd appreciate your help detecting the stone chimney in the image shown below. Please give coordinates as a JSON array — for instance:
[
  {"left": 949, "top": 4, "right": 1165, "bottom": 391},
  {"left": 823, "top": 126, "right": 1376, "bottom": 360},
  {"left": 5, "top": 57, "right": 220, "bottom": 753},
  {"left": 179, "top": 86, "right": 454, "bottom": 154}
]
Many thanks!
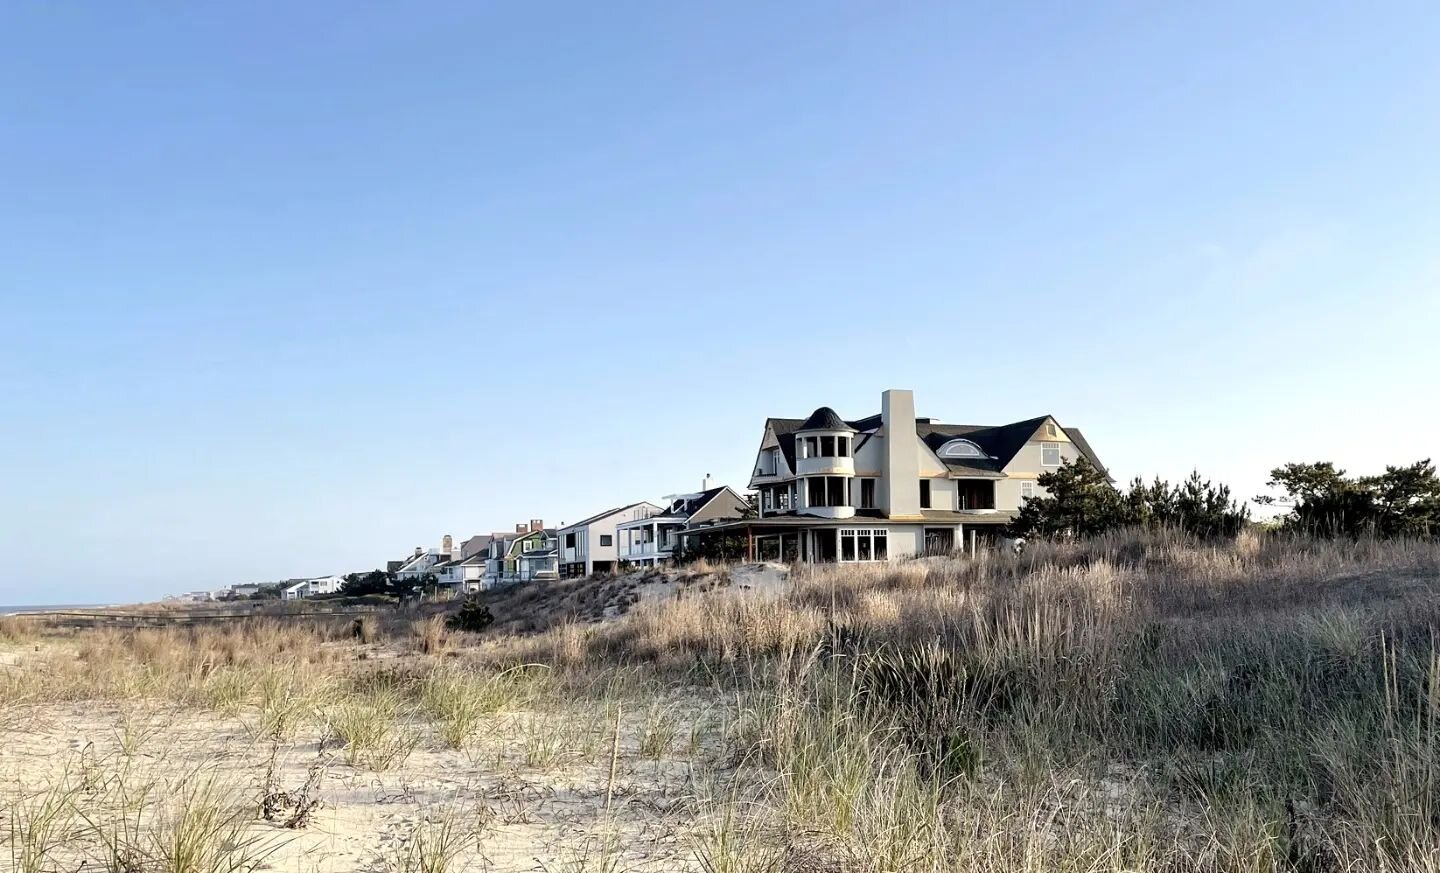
[
  {"left": 441, "top": 534, "right": 453, "bottom": 555},
  {"left": 881, "top": 389, "right": 920, "bottom": 518},
  {"left": 515, "top": 523, "right": 529, "bottom": 534}
]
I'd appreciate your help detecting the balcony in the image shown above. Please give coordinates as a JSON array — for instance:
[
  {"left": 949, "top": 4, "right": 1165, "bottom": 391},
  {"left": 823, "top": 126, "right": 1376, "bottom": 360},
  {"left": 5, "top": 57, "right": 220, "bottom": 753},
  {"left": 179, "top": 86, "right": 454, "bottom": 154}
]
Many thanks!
[{"left": 795, "top": 455, "right": 854, "bottom": 477}]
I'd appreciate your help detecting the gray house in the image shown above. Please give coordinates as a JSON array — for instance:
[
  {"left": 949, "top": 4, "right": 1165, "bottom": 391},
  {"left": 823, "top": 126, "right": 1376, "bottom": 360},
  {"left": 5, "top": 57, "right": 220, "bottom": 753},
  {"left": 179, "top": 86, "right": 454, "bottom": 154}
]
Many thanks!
[{"left": 615, "top": 477, "right": 750, "bottom": 566}]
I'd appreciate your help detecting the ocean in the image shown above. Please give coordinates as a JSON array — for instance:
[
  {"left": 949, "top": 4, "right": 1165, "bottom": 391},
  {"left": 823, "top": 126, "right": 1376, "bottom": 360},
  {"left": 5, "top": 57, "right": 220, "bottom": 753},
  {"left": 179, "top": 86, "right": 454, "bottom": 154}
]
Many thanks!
[{"left": 0, "top": 603, "right": 110, "bottom": 616}]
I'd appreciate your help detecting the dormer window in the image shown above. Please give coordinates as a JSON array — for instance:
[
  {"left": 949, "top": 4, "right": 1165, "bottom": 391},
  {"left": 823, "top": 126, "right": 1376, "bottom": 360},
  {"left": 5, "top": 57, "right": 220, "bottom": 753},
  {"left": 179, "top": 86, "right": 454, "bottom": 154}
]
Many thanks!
[
  {"left": 937, "top": 439, "right": 985, "bottom": 459},
  {"left": 1045, "top": 422, "right": 1058, "bottom": 438}
]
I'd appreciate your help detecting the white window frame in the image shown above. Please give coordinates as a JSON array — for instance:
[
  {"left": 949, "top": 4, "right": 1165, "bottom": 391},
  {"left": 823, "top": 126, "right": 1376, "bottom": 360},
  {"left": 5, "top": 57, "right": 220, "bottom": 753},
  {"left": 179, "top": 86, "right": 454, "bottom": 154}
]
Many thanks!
[
  {"left": 1041, "top": 442, "right": 1062, "bottom": 467},
  {"left": 1021, "top": 480, "right": 1036, "bottom": 501},
  {"left": 938, "top": 439, "right": 986, "bottom": 458},
  {"left": 837, "top": 528, "right": 889, "bottom": 563}
]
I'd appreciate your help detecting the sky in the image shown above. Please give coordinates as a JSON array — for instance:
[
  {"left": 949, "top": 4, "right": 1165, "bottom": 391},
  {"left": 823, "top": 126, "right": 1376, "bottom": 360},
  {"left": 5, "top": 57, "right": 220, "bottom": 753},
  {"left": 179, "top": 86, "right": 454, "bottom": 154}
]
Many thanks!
[{"left": 2, "top": 2, "right": 1438, "bottom": 605}]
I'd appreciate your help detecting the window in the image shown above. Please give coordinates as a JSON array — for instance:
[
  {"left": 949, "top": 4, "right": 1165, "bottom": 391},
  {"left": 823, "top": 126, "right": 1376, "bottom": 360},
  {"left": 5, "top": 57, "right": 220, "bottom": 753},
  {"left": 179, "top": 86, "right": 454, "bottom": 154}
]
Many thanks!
[
  {"left": 565, "top": 533, "right": 577, "bottom": 548},
  {"left": 838, "top": 436, "right": 850, "bottom": 457},
  {"left": 1045, "top": 422, "right": 1057, "bottom": 437},
  {"left": 806, "top": 476, "right": 850, "bottom": 507},
  {"left": 919, "top": 479, "right": 932, "bottom": 509},
  {"left": 804, "top": 436, "right": 819, "bottom": 458},
  {"left": 599, "top": 534, "right": 613, "bottom": 547},
  {"left": 1041, "top": 442, "right": 1062, "bottom": 466},
  {"left": 859, "top": 478, "right": 876, "bottom": 509},
  {"left": 1021, "top": 481, "right": 1035, "bottom": 501},
  {"left": 838, "top": 528, "right": 888, "bottom": 562},
  {"left": 820, "top": 435, "right": 835, "bottom": 457},
  {"left": 938, "top": 439, "right": 985, "bottom": 458}
]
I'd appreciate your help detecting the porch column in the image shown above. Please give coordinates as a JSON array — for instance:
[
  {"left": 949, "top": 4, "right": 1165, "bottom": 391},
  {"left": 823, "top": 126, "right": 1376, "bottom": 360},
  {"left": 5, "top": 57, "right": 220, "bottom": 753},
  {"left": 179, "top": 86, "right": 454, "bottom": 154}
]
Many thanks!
[{"left": 746, "top": 526, "right": 754, "bottom": 562}]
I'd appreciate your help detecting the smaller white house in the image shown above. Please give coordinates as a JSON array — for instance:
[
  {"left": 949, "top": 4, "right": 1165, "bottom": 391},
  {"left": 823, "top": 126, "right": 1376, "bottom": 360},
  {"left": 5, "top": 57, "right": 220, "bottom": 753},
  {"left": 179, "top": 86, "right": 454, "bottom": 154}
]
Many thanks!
[
  {"left": 281, "top": 575, "right": 346, "bottom": 600},
  {"left": 557, "top": 502, "right": 661, "bottom": 578},
  {"left": 393, "top": 535, "right": 458, "bottom": 582},
  {"left": 166, "top": 590, "right": 215, "bottom": 603}
]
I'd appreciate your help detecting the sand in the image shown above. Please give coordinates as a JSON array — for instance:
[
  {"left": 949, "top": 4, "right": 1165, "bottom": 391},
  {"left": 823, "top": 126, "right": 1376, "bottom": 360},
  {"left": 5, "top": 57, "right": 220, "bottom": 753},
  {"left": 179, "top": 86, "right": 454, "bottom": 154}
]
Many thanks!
[{"left": 2, "top": 685, "right": 729, "bottom": 871}]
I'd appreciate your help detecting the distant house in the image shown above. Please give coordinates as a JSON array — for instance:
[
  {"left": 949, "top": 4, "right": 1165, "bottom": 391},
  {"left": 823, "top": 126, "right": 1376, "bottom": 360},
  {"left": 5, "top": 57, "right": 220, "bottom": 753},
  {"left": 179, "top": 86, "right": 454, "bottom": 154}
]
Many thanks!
[
  {"left": 167, "top": 590, "right": 215, "bottom": 603},
  {"left": 228, "top": 584, "right": 263, "bottom": 598},
  {"left": 478, "top": 521, "right": 555, "bottom": 587},
  {"left": 281, "top": 575, "right": 346, "bottom": 600},
  {"left": 455, "top": 552, "right": 489, "bottom": 592},
  {"left": 393, "top": 535, "right": 457, "bottom": 582},
  {"left": 517, "top": 541, "right": 559, "bottom": 582},
  {"left": 557, "top": 502, "right": 662, "bottom": 578},
  {"left": 615, "top": 477, "right": 749, "bottom": 566}
]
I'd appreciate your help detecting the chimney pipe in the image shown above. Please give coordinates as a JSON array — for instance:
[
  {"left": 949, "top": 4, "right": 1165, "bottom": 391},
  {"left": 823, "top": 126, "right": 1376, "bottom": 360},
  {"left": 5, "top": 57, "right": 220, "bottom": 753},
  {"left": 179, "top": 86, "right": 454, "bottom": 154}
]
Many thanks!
[{"left": 530, "top": 518, "right": 543, "bottom": 532}]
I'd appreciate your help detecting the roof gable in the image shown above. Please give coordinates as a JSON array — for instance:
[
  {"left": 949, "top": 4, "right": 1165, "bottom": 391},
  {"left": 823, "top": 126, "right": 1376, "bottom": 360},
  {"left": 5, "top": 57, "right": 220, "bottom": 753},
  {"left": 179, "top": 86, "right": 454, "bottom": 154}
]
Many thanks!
[{"left": 558, "top": 502, "right": 660, "bottom": 532}]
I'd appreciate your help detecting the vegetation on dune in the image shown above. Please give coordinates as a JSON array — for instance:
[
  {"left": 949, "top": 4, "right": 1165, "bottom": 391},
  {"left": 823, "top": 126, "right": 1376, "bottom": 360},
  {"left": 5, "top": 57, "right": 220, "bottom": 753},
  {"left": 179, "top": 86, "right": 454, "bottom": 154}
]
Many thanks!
[
  {"left": 1259, "top": 458, "right": 1440, "bottom": 538},
  {"left": 1009, "top": 459, "right": 1249, "bottom": 539},
  {"left": 5, "top": 531, "right": 1440, "bottom": 869}
]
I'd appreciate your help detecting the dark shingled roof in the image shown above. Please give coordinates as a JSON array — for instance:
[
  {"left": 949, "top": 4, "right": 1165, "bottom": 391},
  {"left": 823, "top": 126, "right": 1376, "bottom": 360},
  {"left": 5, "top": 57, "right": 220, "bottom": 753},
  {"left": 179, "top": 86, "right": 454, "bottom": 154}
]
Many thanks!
[
  {"left": 763, "top": 410, "right": 1108, "bottom": 480},
  {"left": 798, "top": 406, "right": 857, "bottom": 433}
]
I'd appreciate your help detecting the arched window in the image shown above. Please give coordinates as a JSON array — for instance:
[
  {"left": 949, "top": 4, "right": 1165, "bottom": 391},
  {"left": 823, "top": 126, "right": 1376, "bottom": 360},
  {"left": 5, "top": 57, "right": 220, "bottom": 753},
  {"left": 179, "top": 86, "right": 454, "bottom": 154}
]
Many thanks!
[{"left": 938, "top": 439, "right": 986, "bottom": 459}]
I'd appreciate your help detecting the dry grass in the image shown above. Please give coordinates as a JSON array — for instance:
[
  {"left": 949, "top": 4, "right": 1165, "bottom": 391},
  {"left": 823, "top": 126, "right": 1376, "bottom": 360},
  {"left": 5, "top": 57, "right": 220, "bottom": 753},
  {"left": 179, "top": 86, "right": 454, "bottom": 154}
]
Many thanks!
[{"left": 6, "top": 531, "right": 1440, "bottom": 870}]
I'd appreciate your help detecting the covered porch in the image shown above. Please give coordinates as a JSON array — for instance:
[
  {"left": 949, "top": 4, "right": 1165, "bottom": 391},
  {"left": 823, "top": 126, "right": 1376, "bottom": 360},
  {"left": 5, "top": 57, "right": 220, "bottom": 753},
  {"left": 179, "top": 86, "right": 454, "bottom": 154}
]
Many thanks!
[{"left": 681, "top": 512, "right": 1014, "bottom": 563}]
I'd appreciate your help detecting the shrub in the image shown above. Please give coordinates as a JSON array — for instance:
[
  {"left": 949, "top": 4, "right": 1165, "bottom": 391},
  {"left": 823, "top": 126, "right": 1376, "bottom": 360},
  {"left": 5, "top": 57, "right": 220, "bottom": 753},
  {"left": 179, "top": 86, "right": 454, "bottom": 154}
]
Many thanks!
[{"left": 446, "top": 600, "right": 493, "bottom": 634}]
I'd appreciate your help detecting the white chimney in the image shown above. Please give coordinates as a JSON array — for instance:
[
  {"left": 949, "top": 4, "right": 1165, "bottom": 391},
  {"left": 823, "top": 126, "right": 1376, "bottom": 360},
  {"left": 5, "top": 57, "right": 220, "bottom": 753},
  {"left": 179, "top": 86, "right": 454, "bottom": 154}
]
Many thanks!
[
  {"left": 702, "top": 473, "right": 717, "bottom": 491},
  {"left": 881, "top": 389, "right": 920, "bottom": 518}
]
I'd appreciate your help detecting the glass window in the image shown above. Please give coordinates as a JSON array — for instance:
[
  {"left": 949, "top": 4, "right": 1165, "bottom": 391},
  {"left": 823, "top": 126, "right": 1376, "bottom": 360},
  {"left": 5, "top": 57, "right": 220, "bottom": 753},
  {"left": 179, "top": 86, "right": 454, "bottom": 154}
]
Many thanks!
[
  {"left": 808, "top": 477, "right": 826, "bottom": 506},
  {"left": 838, "top": 437, "right": 850, "bottom": 457},
  {"left": 820, "top": 435, "right": 835, "bottom": 457},
  {"left": 599, "top": 535, "right": 613, "bottom": 547},
  {"left": 938, "top": 439, "right": 985, "bottom": 458},
  {"left": 841, "top": 532, "right": 856, "bottom": 561},
  {"left": 1041, "top": 442, "right": 1062, "bottom": 466},
  {"left": 805, "top": 437, "right": 819, "bottom": 458},
  {"left": 874, "top": 531, "right": 887, "bottom": 560},
  {"left": 857, "top": 533, "right": 872, "bottom": 561},
  {"left": 1021, "top": 481, "right": 1035, "bottom": 501},
  {"left": 920, "top": 480, "right": 932, "bottom": 509}
]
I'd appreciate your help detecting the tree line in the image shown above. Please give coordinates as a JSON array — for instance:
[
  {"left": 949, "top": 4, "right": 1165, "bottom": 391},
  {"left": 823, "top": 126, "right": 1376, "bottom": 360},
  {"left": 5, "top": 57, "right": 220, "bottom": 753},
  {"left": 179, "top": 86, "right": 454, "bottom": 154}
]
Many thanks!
[{"left": 1008, "top": 457, "right": 1440, "bottom": 541}]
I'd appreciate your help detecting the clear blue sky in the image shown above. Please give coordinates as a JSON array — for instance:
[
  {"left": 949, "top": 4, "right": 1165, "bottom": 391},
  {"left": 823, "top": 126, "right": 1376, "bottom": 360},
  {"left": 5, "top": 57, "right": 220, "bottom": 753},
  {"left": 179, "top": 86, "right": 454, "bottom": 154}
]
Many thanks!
[{"left": 3, "top": 3, "right": 1438, "bottom": 605}]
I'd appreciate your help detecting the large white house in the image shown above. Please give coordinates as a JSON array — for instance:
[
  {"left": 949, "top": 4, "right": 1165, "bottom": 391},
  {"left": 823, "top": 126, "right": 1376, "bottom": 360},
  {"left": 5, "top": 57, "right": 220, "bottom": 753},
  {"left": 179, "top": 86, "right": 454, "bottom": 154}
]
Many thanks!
[
  {"left": 557, "top": 502, "right": 661, "bottom": 578},
  {"left": 685, "top": 388, "right": 1107, "bottom": 562},
  {"left": 615, "top": 479, "right": 749, "bottom": 566}
]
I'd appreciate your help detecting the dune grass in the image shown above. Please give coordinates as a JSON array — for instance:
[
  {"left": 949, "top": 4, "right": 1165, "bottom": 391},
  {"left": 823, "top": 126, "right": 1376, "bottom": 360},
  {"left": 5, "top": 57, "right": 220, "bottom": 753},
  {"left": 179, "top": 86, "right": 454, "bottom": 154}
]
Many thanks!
[{"left": 4, "top": 530, "right": 1440, "bottom": 870}]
